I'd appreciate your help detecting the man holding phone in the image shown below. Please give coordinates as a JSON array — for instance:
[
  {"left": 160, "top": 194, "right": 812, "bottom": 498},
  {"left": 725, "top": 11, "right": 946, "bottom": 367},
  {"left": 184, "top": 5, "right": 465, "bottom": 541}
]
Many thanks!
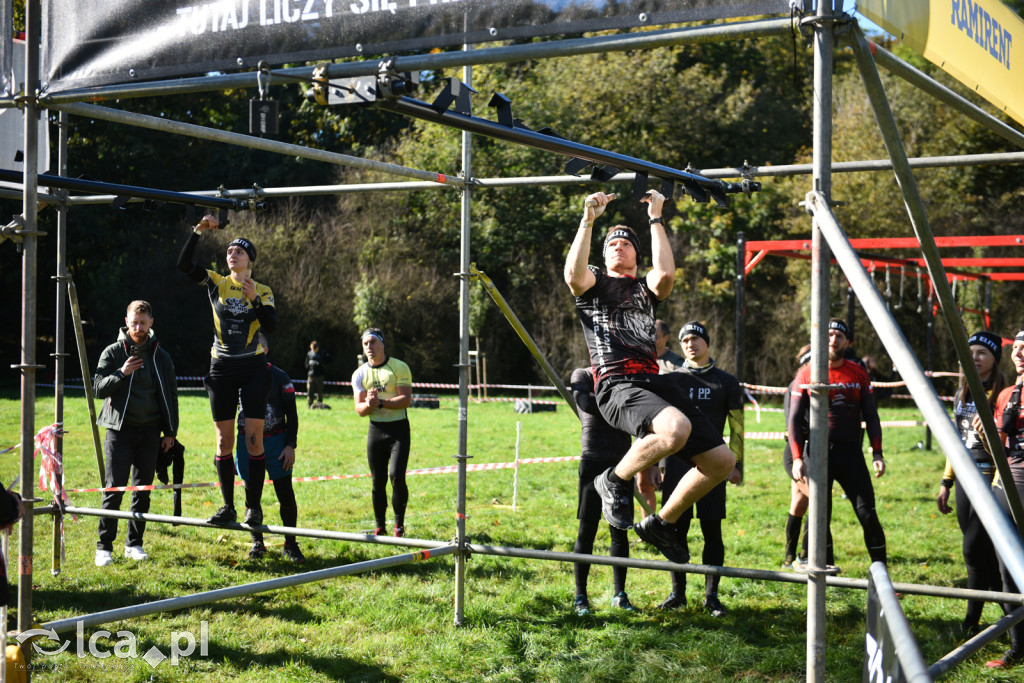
[{"left": 92, "top": 300, "right": 179, "bottom": 566}]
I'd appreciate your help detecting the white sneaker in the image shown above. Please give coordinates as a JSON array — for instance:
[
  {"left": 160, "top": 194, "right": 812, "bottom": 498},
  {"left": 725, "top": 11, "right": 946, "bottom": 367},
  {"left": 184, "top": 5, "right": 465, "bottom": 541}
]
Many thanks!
[
  {"left": 124, "top": 545, "right": 149, "bottom": 561},
  {"left": 95, "top": 549, "right": 113, "bottom": 567}
]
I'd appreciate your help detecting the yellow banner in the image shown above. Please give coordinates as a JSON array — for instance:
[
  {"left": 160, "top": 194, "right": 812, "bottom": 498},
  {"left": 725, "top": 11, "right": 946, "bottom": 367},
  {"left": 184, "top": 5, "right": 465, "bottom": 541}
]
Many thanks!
[{"left": 857, "top": 0, "right": 1024, "bottom": 128}]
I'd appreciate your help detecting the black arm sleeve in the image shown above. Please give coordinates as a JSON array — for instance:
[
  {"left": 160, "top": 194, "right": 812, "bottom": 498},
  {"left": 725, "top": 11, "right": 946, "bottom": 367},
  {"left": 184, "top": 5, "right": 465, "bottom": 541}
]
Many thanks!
[
  {"left": 861, "top": 381, "right": 884, "bottom": 455},
  {"left": 177, "top": 231, "right": 208, "bottom": 284},
  {"left": 255, "top": 302, "right": 277, "bottom": 334},
  {"left": 0, "top": 487, "right": 21, "bottom": 527},
  {"left": 283, "top": 384, "right": 299, "bottom": 448},
  {"left": 788, "top": 388, "right": 810, "bottom": 460}
]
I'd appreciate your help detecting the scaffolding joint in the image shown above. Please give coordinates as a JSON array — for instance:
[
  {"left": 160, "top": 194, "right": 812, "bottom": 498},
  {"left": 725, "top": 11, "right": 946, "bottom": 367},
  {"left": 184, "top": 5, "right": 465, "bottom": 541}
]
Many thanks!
[
  {"left": 794, "top": 563, "right": 843, "bottom": 576},
  {"left": 10, "top": 363, "right": 46, "bottom": 371},
  {"left": 799, "top": 11, "right": 853, "bottom": 29}
]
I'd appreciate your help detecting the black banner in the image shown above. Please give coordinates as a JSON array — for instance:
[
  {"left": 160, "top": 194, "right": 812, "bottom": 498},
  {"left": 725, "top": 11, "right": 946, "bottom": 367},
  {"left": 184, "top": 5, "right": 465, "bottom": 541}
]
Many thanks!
[{"left": 41, "top": 0, "right": 791, "bottom": 92}]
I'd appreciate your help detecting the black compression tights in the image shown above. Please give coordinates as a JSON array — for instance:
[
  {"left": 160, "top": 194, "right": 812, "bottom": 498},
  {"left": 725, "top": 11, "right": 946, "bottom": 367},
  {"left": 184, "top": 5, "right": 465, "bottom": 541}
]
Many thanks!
[
  {"left": 367, "top": 420, "right": 410, "bottom": 529},
  {"left": 573, "top": 518, "right": 629, "bottom": 596},
  {"left": 671, "top": 516, "right": 725, "bottom": 597},
  {"left": 957, "top": 488, "right": 1001, "bottom": 627}
]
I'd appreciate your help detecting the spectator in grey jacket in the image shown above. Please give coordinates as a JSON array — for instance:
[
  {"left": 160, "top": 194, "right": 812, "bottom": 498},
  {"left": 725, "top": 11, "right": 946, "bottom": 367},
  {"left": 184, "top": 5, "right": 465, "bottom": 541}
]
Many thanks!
[{"left": 92, "top": 300, "right": 179, "bottom": 567}]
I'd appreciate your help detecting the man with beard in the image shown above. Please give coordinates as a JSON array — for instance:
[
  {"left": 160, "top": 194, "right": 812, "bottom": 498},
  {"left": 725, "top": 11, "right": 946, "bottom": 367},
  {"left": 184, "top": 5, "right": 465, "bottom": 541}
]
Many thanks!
[
  {"left": 658, "top": 321, "right": 744, "bottom": 615},
  {"left": 92, "top": 300, "right": 179, "bottom": 566},
  {"left": 788, "top": 318, "right": 887, "bottom": 567},
  {"left": 563, "top": 190, "right": 735, "bottom": 565}
]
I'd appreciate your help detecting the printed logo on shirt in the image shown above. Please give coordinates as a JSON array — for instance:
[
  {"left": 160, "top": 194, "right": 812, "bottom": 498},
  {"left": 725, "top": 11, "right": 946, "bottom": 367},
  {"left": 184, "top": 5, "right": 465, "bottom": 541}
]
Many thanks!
[{"left": 224, "top": 297, "right": 249, "bottom": 316}]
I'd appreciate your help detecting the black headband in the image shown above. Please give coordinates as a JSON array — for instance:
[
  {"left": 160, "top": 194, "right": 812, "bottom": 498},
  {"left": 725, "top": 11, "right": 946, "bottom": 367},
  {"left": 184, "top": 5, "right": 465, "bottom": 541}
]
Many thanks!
[
  {"left": 678, "top": 321, "right": 709, "bottom": 345},
  {"left": 967, "top": 331, "right": 1003, "bottom": 363},
  {"left": 829, "top": 319, "right": 850, "bottom": 338},
  {"left": 603, "top": 227, "right": 641, "bottom": 259},
  {"left": 228, "top": 237, "right": 257, "bottom": 263}
]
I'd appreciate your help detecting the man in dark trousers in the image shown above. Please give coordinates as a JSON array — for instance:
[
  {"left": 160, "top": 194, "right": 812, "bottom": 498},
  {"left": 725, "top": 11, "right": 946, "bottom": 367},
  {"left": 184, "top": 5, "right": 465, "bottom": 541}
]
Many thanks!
[
  {"left": 570, "top": 367, "right": 635, "bottom": 615},
  {"left": 788, "top": 318, "right": 887, "bottom": 567},
  {"left": 659, "top": 321, "right": 744, "bottom": 616},
  {"left": 305, "top": 340, "right": 327, "bottom": 408},
  {"left": 92, "top": 300, "right": 179, "bottom": 566},
  {"left": 564, "top": 190, "right": 735, "bottom": 564}
]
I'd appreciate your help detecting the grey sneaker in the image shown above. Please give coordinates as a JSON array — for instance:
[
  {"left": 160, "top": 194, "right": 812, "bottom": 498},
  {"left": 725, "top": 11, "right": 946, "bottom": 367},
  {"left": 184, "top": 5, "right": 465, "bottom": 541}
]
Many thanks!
[
  {"left": 572, "top": 595, "right": 590, "bottom": 616},
  {"left": 611, "top": 591, "right": 638, "bottom": 612},
  {"left": 207, "top": 505, "right": 236, "bottom": 525},
  {"left": 633, "top": 515, "right": 690, "bottom": 564},
  {"left": 282, "top": 541, "right": 306, "bottom": 564},
  {"left": 593, "top": 468, "right": 634, "bottom": 530},
  {"left": 704, "top": 594, "right": 728, "bottom": 617},
  {"left": 248, "top": 541, "right": 267, "bottom": 560},
  {"left": 244, "top": 506, "right": 263, "bottom": 527},
  {"left": 658, "top": 592, "right": 687, "bottom": 610}
]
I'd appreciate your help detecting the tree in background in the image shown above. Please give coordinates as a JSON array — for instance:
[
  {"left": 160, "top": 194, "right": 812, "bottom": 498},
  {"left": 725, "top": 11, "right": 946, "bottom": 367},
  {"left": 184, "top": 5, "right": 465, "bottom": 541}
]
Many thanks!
[{"left": 4, "top": 12, "right": 1024, "bottom": 389}]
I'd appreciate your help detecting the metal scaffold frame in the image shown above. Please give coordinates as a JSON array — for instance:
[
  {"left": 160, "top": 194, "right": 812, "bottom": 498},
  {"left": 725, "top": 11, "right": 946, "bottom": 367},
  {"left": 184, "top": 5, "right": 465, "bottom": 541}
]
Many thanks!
[{"left": 6, "top": 2, "right": 1024, "bottom": 681}]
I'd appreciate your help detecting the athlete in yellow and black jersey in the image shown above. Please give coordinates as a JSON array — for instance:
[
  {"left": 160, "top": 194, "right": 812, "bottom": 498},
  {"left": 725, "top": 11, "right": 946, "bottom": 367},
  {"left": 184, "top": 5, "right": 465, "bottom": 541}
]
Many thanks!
[{"left": 178, "top": 217, "right": 277, "bottom": 527}]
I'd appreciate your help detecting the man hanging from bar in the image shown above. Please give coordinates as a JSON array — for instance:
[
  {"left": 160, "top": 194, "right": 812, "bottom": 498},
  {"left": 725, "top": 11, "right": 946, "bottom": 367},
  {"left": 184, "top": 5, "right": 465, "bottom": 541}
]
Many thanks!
[{"left": 563, "top": 190, "right": 735, "bottom": 564}]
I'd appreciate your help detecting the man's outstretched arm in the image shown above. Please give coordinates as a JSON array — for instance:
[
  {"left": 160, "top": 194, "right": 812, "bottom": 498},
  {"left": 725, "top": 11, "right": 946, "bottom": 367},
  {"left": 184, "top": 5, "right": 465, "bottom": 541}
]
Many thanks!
[{"left": 565, "top": 192, "right": 612, "bottom": 296}]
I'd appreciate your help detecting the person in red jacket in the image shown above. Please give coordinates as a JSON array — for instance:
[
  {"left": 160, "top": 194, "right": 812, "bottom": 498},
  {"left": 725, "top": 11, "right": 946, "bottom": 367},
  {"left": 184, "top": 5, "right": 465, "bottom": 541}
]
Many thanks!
[
  {"left": 788, "top": 319, "right": 886, "bottom": 567},
  {"left": 985, "top": 326, "right": 1024, "bottom": 669}
]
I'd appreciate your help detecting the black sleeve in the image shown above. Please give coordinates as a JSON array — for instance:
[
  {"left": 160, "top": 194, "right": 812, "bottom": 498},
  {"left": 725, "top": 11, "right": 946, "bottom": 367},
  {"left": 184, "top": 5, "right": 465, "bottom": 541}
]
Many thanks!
[
  {"left": 283, "top": 382, "right": 299, "bottom": 448},
  {"left": 788, "top": 383, "right": 810, "bottom": 461},
  {"left": 177, "top": 231, "right": 208, "bottom": 284},
  {"left": 93, "top": 342, "right": 126, "bottom": 399},
  {"left": 0, "top": 487, "right": 21, "bottom": 527},
  {"left": 255, "top": 301, "right": 277, "bottom": 334}
]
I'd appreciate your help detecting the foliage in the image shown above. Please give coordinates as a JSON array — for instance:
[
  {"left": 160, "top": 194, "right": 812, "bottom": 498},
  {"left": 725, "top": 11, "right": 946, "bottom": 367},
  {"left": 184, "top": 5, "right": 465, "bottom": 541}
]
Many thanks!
[{"left": 4, "top": 16, "right": 1024, "bottom": 392}]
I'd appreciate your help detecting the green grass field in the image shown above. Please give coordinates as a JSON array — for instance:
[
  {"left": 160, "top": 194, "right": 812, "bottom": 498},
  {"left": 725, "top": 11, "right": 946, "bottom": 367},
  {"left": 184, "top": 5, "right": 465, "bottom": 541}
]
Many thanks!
[{"left": 0, "top": 389, "right": 1017, "bottom": 681}]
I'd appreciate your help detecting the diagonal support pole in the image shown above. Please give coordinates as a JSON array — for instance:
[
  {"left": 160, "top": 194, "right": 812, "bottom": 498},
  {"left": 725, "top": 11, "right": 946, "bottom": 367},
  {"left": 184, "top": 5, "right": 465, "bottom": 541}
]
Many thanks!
[
  {"left": 66, "top": 278, "right": 104, "bottom": 484},
  {"left": 846, "top": 24, "right": 1024, "bottom": 537},
  {"left": 806, "top": 190, "right": 1024, "bottom": 602},
  {"left": 470, "top": 265, "right": 577, "bottom": 417}
]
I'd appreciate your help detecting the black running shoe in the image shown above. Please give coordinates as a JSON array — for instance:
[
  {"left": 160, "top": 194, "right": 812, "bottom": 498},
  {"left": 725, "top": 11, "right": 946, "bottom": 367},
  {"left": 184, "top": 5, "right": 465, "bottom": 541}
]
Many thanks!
[
  {"left": 611, "top": 591, "right": 638, "bottom": 612},
  {"left": 248, "top": 541, "right": 267, "bottom": 560},
  {"left": 658, "top": 592, "right": 687, "bottom": 611},
  {"left": 207, "top": 505, "right": 237, "bottom": 525},
  {"left": 594, "top": 468, "right": 634, "bottom": 530},
  {"left": 633, "top": 515, "right": 690, "bottom": 564},
  {"left": 244, "top": 506, "right": 263, "bottom": 527},
  {"left": 704, "top": 594, "right": 728, "bottom": 617},
  {"left": 282, "top": 541, "right": 306, "bottom": 564}
]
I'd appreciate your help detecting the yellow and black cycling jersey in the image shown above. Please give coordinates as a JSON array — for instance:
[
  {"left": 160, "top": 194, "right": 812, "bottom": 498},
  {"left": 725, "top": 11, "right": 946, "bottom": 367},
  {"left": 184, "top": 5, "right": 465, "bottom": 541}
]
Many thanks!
[{"left": 178, "top": 231, "right": 277, "bottom": 359}]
